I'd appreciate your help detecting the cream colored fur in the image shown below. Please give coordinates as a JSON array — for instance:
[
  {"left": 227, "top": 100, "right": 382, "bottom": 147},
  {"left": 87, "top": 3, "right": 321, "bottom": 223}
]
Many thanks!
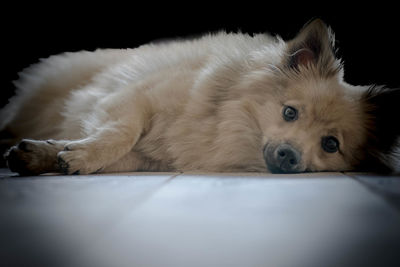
[{"left": 1, "top": 20, "right": 372, "bottom": 174}]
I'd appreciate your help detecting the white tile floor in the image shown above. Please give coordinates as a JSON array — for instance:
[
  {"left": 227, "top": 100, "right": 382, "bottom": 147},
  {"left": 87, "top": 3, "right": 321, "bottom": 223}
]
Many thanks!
[{"left": 0, "top": 169, "right": 399, "bottom": 267}]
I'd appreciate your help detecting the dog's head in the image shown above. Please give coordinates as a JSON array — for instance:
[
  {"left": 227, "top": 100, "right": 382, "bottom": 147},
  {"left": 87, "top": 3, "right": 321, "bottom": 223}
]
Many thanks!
[{"left": 246, "top": 19, "right": 400, "bottom": 173}]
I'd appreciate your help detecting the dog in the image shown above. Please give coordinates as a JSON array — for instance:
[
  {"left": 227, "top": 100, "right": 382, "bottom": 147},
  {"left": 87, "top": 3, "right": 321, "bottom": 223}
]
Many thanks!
[{"left": 1, "top": 19, "right": 399, "bottom": 175}]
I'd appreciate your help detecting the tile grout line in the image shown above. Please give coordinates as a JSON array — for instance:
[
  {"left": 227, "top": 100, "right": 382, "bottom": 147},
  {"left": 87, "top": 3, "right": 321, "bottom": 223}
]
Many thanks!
[
  {"left": 342, "top": 172, "right": 400, "bottom": 213},
  {"left": 62, "top": 171, "right": 185, "bottom": 265},
  {"left": 168, "top": 171, "right": 184, "bottom": 180}
]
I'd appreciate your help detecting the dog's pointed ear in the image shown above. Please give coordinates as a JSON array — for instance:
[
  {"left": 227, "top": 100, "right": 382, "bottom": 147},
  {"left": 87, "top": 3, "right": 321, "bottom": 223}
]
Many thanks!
[{"left": 286, "top": 19, "right": 340, "bottom": 76}]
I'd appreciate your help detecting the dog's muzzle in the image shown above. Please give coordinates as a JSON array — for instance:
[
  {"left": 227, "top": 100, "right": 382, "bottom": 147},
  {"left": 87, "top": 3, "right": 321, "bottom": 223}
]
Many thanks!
[{"left": 263, "top": 143, "right": 302, "bottom": 173}]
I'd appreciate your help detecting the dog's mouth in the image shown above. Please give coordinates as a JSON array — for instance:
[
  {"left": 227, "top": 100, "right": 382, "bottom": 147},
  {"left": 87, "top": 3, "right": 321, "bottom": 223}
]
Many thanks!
[{"left": 263, "top": 142, "right": 305, "bottom": 174}]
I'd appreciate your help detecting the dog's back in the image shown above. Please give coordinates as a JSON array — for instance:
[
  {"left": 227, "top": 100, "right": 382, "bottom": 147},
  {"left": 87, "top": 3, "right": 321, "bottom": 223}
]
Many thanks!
[
  {"left": 0, "top": 50, "right": 128, "bottom": 141},
  {"left": 0, "top": 33, "right": 276, "bottom": 141}
]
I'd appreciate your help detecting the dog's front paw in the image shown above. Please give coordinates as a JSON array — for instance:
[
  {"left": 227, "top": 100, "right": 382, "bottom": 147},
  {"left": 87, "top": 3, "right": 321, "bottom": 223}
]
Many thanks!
[
  {"left": 4, "top": 139, "right": 57, "bottom": 176},
  {"left": 57, "top": 142, "right": 103, "bottom": 175},
  {"left": 4, "top": 145, "right": 33, "bottom": 176}
]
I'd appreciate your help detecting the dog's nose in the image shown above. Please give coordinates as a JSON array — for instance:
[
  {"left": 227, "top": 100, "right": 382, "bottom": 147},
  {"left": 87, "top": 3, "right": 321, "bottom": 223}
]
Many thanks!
[{"left": 264, "top": 143, "right": 301, "bottom": 173}]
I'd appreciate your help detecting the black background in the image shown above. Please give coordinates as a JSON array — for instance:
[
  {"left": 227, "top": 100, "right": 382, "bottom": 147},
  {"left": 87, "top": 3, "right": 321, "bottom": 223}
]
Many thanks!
[{"left": 1, "top": 4, "right": 399, "bottom": 109}]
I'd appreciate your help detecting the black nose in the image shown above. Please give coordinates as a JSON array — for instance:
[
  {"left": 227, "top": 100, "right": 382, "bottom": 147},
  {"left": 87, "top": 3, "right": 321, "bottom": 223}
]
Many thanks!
[{"left": 264, "top": 143, "right": 301, "bottom": 173}]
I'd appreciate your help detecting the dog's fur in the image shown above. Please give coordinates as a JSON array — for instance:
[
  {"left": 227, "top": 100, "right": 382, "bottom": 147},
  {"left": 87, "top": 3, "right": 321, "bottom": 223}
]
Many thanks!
[{"left": 1, "top": 19, "right": 399, "bottom": 175}]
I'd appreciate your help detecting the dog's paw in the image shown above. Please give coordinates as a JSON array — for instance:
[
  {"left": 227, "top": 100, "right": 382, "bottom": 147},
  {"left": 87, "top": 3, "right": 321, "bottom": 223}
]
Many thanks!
[
  {"left": 57, "top": 142, "right": 103, "bottom": 175},
  {"left": 4, "top": 145, "right": 33, "bottom": 176},
  {"left": 4, "top": 139, "right": 58, "bottom": 176}
]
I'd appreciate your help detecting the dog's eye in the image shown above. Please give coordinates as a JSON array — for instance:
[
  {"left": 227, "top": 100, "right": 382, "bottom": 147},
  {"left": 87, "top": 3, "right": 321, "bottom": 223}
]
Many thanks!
[
  {"left": 321, "top": 136, "right": 339, "bottom": 153},
  {"left": 283, "top": 106, "right": 298, "bottom": 121}
]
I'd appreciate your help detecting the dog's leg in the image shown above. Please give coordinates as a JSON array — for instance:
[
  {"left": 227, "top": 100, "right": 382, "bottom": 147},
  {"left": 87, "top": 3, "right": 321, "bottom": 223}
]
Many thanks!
[
  {"left": 5, "top": 124, "right": 144, "bottom": 175},
  {"left": 56, "top": 90, "right": 149, "bottom": 175},
  {"left": 5, "top": 120, "right": 144, "bottom": 175},
  {"left": 4, "top": 139, "right": 69, "bottom": 175},
  {"left": 5, "top": 87, "right": 151, "bottom": 175},
  {"left": 57, "top": 123, "right": 143, "bottom": 174}
]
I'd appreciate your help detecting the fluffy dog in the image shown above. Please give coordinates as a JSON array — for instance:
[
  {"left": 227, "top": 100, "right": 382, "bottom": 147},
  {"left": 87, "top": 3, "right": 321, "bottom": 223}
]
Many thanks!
[{"left": 1, "top": 19, "right": 399, "bottom": 175}]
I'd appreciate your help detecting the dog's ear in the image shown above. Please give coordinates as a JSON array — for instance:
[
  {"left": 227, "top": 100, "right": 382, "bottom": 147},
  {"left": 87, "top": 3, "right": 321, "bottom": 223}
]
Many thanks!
[
  {"left": 286, "top": 19, "right": 340, "bottom": 76},
  {"left": 360, "top": 86, "right": 400, "bottom": 172}
]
